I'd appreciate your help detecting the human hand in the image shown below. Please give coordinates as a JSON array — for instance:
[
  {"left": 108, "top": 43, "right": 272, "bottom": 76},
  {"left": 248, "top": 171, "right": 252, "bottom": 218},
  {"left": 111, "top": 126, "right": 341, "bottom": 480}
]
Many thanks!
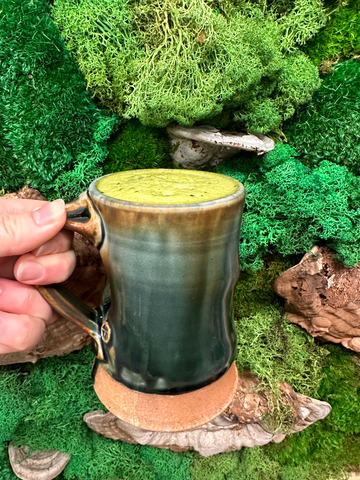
[{"left": 0, "top": 198, "right": 76, "bottom": 354}]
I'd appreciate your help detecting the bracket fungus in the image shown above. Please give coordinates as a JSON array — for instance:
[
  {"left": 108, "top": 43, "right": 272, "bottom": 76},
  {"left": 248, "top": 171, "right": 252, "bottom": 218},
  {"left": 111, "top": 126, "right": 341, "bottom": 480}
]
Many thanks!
[
  {"left": 9, "top": 445, "right": 71, "bottom": 480},
  {"left": 84, "top": 372, "right": 330, "bottom": 457},
  {"left": 167, "top": 125, "right": 275, "bottom": 169},
  {"left": 275, "top": 246, "right": 360, "bottom": 351}
]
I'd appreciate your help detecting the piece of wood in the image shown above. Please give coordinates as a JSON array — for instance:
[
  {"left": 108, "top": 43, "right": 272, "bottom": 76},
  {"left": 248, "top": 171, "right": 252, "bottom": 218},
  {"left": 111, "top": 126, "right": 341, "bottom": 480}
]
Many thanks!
[
  {"left": 275, "top": 246, "right": 360, "bottom": 351},
  {"left": 9, "top": 445, "right": 70, "bottom": 480},
  {"left": 84, "top": 372, "right": 331, "bottom": 457}
]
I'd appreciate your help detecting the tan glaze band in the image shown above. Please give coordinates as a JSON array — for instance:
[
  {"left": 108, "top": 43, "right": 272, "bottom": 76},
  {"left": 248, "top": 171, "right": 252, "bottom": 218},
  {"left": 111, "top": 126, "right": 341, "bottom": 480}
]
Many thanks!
[{"left": 94, "top": 363, "right": 239, "bottom": 432}]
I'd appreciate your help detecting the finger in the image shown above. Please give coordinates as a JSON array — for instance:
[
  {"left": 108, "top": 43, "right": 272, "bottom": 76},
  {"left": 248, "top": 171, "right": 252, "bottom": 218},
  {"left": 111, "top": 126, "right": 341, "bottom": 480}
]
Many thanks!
[
  {"left": 0, "top": 279, "right": 58, "bottom": 324},
  {"left": 0, "top": 199, "right": 66, "bottom": 257},
  {"left": 0, "top": 198, "right": 47, "bottom": 215},
  {"left": 0, "top": 343, "right": 22, "bottom": 355},
  {"left": 0, "top": 311, "right": 45, "bottom": 352},
  {"left": 14, "top": 250, "right": 76, "bottom": 285},
  {"left": 32, "top": 230, "right": 74, "bottom": 257},
  {"left": 0, "top": 256, "right": 18, "bottom": 280}
]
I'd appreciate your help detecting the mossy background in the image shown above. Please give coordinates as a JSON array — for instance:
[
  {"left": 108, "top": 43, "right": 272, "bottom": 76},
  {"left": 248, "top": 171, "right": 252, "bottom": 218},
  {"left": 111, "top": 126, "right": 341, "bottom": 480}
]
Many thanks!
[{"left": 1, "top": 0, "right": 360, "bottom": 478}]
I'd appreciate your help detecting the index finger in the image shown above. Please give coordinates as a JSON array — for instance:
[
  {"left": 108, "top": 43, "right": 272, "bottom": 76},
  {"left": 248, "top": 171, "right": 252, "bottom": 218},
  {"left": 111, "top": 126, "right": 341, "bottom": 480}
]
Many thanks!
[
  {"left": 0, "top": 199, "right": 66, "bottom": 257},
  {"left": 0, "top": 198, "right": 47, "bottom": 215}
]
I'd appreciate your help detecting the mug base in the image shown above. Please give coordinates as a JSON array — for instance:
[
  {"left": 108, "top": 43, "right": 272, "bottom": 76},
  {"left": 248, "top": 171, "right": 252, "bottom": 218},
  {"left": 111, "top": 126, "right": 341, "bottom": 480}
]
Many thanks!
[{"left": 93, "top": 362, "right": 239, "bottom": 432}]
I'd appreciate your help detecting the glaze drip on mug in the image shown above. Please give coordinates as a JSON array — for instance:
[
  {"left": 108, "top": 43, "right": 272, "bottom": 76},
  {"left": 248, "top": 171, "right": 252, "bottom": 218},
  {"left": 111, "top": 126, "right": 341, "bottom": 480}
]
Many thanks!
[{"left": 96, "top": 169, "right": 239, "bottom": 204}]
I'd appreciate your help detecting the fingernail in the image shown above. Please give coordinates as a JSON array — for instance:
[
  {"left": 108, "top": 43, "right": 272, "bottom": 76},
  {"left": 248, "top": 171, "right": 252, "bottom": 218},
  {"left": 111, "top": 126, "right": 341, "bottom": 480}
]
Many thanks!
[
  {"left": 17, "top": 262, "right": 45, "bottom": 282},
  {"left": 33, "top": 239, "right": 57, "bottom": 257},
  {"left": 31, "top": 199, "right": 65, "bottom": 226}
]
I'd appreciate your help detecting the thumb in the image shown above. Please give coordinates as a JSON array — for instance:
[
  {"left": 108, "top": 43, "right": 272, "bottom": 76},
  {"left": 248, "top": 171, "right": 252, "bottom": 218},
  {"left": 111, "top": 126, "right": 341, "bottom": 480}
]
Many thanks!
[{"left": 0, "top": 199, "right": 66, "bottom": 257}]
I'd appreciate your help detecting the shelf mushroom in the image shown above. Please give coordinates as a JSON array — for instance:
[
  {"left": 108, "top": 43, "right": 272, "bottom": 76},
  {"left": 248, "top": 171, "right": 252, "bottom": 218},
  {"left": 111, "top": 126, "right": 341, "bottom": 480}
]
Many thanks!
[{"left": 167, "top": 125, "right": 275, "bottom": 169}]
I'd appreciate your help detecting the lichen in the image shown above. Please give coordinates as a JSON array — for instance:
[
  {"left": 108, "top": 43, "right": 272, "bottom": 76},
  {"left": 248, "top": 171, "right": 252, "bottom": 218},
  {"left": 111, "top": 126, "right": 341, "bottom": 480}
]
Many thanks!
[{"left": 52, "top": 0, "right": 323, "bottom": 133}]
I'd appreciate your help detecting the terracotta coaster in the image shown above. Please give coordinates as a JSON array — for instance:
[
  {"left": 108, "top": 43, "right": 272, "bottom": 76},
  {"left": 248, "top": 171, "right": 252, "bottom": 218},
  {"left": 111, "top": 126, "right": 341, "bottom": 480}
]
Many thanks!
[{"left": 94, "top": 363, "right": 239, "bottom": 432}]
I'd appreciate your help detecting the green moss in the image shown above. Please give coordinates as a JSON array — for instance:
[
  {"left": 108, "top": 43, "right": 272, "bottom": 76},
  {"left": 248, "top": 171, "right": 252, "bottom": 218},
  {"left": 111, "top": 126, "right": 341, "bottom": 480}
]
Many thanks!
[
  {"left": 263, "top": 345, "right": 360, "bottom": 480},
  {"left": 52, "top": 0, "right": 323, "bottom": 133},
  {"left": 285, "top": 59, "right": 360, "bottom": 176},
  {"left": 191, "top": 447, "right": 281, "bottom": 480},
  {"left": 191, "top": 452, "right": 240, "bottom": 480},
  {"left": 191, "top": 345, "right": 360, "bottom": 480},
  {"left": 104, "top": 120, "right": 172, "bottom": 174},
  {"left": 218, "top": 142, "right": 360, "bottom": 270},
  {"left": 0, "top": 448, "right": 18, "bottom": 480},
  {"left": 0, "top": 348, "right": 193, "bottom": 480},
  {"left": 0, "top": 0, "right": 118, "bottom": 201},
  {"left": 304, "top": 0, "right": 360, "bottom": 65},
  {"left": 234, "top": 256, "right": 327, "bottom": 418}
]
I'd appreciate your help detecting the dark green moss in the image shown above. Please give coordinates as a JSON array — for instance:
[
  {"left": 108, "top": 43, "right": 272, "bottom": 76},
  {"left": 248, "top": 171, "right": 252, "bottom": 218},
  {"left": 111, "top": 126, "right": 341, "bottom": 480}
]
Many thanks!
[
  {"left": 0, "top": 348, "right": 193, "bottom": 480},
  {"left": 0, "top": 0, "right": 118, "bottom": 201},
  {"left": 104, "top": 120, "right": 172, "bottom": 174},
  {"left": 285, "top": 59, "right": 360, "bottom": 175},
  {"left": 304, "top": 0, "right": 360, "bottom": 65}
]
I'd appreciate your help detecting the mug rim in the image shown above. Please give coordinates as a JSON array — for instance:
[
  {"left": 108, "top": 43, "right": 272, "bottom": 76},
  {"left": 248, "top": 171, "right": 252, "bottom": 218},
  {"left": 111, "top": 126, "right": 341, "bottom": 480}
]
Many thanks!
[{"left": 89, "top": 169, "right": 245, "bottom": 210}]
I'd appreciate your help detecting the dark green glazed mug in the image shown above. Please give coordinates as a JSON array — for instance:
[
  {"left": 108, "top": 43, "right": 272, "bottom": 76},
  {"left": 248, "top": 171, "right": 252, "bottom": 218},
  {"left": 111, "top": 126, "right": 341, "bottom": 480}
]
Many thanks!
[{"left": 38, "top": 170, "right": 245, "bottom": 396}]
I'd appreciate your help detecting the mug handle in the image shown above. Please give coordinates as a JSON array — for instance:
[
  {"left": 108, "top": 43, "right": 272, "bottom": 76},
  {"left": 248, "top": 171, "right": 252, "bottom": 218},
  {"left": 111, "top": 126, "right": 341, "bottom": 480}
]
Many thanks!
[{"left": 36, "top": 191, "right": 105, "bottom": 360}]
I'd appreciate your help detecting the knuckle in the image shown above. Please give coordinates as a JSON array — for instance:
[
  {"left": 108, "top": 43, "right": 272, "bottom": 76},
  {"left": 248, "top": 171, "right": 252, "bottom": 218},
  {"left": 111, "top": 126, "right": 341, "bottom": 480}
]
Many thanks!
[
  {"left": 16, "top": 317, "right": 45, "bottom": 351},
  {"left": 64, "top": 251, "right": 76, "bottom": 276},
  {"left": 21, "top": 287, "right": 37, "bottom": 314},
  {"left": 0, "top": 215, "right": 17, "bottom": 250},
  {"left": 15, "top": 317, "right": 34, "bottom": 350}
]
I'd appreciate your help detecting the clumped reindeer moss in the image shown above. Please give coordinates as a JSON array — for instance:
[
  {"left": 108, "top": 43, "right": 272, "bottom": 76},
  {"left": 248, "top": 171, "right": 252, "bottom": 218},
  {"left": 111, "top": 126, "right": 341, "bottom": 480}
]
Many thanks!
[
  {"left": 104, "top": 120, "right": 172, "bottom": 174},
  {"left": 233, "top": 256, "right": 327, "bottom": 430},
  {"left": 52, "top": 0, "right": 323, "bottom": 133},
  {"left": 0, "top": 0, "right": 118, "bottom": 201},
  {"left": 218, "top": 143, "right": 360, "bottom": 270}
]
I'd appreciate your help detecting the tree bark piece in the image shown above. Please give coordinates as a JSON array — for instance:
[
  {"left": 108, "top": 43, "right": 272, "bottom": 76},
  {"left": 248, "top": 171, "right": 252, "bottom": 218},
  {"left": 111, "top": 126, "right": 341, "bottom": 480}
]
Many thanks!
[
  {"left": 0, "top": 187, "right": 106, "bottom": 365},
  {"left": 8, "top": 445, "right": 71, "bottom": 480},
  {"left": 168, "top": 125, "right": 275, "bottom": 168},
  {"left": 84, "top": 372, "right": 331, "bottom": 457},
  {"left": 274, "top": 246, "right": 360, "bottom": 351}
]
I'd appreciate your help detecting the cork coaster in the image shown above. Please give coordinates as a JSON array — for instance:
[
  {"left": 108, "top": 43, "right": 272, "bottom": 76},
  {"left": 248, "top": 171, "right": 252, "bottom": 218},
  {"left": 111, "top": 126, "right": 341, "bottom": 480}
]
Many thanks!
[{"left": 94, "top": 363, "right": 238, "bottom": 432}]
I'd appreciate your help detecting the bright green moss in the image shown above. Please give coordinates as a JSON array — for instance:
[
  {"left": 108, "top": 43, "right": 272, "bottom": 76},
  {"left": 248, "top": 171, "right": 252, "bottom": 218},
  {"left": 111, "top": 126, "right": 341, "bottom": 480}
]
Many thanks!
[
  {"left": 191, "top": 345, "right": 360, "bottom": 480},
  {"left": 218, "top": 143, "right": 360, "bottom": 270},
  {"left": 0, "top": 366, "right": 26, "bottom": 445},
  {"left": 52, "top": 0, "right": 323, "bottom": 133},
  {"left": 191, "top": 452, "right": 240, "bottom": 480},
  {"left": 0, "top": 0, "right": 118, "bottom": 201},
  {"left": 104, "top": 120, "right": 172, "bottom": 174},
  {"left": 304, "top": 0, "right": 360, "bottom": 65},
  {"left": 285, "top": 59, "right": 360, "bottom": 176},
  {"left": 0, "top": 348, "right": 193, "bottom": 480},
  {"left": 263, "top": 345, "right": 360, "bottom": 480},
  {"left": 234, "top": 256, "right": 327, "bottom": 400},
  {"left": 0, "top": 448, "right": 18, "bottom": 480}
]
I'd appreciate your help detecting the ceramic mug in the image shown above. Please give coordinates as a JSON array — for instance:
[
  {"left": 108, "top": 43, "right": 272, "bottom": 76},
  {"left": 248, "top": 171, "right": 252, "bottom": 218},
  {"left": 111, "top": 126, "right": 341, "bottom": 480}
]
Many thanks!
[{"left": 37, "top": 170, "right": 245, "bottom": 396}]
